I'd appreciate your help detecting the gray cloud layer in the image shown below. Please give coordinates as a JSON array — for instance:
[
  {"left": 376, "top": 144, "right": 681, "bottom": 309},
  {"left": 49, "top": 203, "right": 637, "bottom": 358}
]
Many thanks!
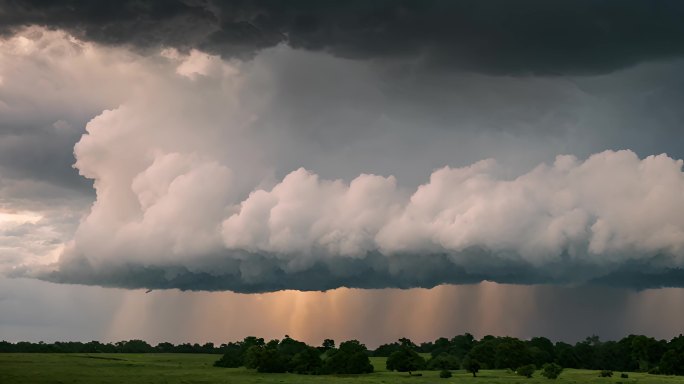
[{"left": 2, "top": 0, "right": 684, "bottom": 75}]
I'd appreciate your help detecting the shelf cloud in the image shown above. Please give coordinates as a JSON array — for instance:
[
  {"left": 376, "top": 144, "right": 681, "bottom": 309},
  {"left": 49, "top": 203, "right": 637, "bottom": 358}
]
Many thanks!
[{"left": 35, "top": 146, "right": 684, "bottom": 292}]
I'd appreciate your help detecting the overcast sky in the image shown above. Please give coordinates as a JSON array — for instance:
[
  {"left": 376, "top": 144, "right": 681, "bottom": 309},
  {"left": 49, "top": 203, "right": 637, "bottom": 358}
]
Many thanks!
[{"left": 1, "top": 0, "right": 684, "bottom": 345}]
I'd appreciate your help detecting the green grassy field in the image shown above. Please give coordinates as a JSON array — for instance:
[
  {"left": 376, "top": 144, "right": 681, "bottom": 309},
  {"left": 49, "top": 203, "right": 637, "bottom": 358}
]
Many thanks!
[{"left": 1, "top": 353, "right": 683, "bottom": 384}]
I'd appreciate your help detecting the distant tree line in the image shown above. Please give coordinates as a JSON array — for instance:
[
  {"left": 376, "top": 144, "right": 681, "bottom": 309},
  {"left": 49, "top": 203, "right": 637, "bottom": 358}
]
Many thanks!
[
  {"left": 0, "top": 340, "right": 221, "bottom": 354},
  {"left": 375, "top": 333, "right": 684, "bottom": 376},
  {"left": 4, "top": 333, "right": 684, "bottom": 376}
]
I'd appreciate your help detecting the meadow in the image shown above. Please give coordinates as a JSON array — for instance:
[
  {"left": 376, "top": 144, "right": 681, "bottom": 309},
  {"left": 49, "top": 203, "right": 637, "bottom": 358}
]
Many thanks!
[{"left": 2, "top": 353, "right": 684, "bottom": 384}]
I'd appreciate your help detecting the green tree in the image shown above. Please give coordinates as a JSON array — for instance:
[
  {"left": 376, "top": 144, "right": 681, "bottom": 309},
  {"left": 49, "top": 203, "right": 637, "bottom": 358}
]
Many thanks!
[
  {"left": 430, "top": 337, "right": 452, "bottom": 358},
  {"left": 324, "top": 340, "right": 373, "bottom": 374},
  {"left": 517, "top": 364, "right": 536, "bottom": 378},
  {"left": 373, "top": 342, "right": 402, "bottom": 357},
  {"left": 463, "top": 356, "right": 481, "bottom": 377},
  {"left": 555, "top": 342, "right": 579, "bottom": 368},
  {"left": 529, "top": 337, "right": 555, "bottom": 367},
  {"left": 117, "top": 339, "right": 154, "bottom": 353},
  {"left": 659, "top": 349, "right": 684, "bottom": 375},
  {"left": 322, "top": 339, "right": 335, "bottom": 350},
  {"left": 244, "top": 345, "right": 263, "bottom": 369},
  {"left": 541, "top": 363, "right": 563, "bottom": 379},
  {"left": 278, "top": 336, "right": 308, "bottom": 359},
  {"left": 255, "top": 348, "right": 289, "bottom": 373},
  {"left": 290, "top": 346, "right": 323, "bottom": 374},
  {"left": 468, "top": 339, "right": 497, "bottom": 369},
  {"left": 450, "top": 333, "right": 476, "bottom": 358},
  {"left": 213, "top": 343, "right": 242, "bottom": 367},
  {"left": 386, "top": 346, "right": 426, "bottom": 375},
  {"left": 427, "top": 353, "right": 460, "bottom": 370},
  {"left": 495, "top": 337, "right": 531, "bottom": 369}
]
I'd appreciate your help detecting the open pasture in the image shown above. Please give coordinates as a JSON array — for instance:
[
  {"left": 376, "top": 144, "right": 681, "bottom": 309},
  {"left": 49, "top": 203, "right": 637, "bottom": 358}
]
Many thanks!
[{"left": 2, "top": 354, "right": 684, "bottom": 384}]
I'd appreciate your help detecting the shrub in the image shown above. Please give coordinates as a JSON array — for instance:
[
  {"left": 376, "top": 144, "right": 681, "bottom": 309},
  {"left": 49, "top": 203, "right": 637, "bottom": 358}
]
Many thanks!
[
  {"left": 440, "top": 369, "right": 453, "bottom": 378},
  {"left": 620, "top": 373, "right": 629, "bottom": 379},
  {"left": 517, "top": 364, "right": 536, "bottom": 378},
  {"left": 599, "top": 370, "right": 614, "bottom": 377},
  {"left": 541, "top": 363, "right": 563, "bottom": 379}
]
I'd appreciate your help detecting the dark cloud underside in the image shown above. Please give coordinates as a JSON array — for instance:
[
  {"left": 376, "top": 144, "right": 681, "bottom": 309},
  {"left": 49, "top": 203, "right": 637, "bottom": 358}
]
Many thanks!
[
  {"left": 37, "top": 252, "right": 684, "bottom": 293},
  {"left": 2, "top": 0, "right": 684, "bottom": 75}
]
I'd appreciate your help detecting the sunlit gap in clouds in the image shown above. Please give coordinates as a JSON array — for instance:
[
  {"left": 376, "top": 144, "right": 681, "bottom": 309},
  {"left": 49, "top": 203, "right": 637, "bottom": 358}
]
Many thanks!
[
  {"left": 101, "top": 282, "right": 684, "bottom": 348},
  {"left": 0, "top": 210, "right": 42, "bottom": 225}
]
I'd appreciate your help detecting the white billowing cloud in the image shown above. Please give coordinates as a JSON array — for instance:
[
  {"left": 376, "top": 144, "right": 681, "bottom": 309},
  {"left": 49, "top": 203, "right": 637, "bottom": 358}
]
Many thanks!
[
  {"left": 52, "top": 116, "right": 684, "bottom": 290},
  {"left": 222, "top": 170, "right": 403, "bottom": 264},
  {"left": 0, "top": 27, "right": 181, "bottom": 275},
  {"left": 218, "top": 150, "right": 684, "bottom": 270},
  {"left": 376, "top": 152, "right": 684, "bottom": 263}
]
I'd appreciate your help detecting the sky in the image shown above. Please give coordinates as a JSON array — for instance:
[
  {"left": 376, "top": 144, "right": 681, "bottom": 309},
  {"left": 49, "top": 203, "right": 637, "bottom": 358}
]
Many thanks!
[{"left": 1, "top": 0, "right": 684, "bottom": 347}]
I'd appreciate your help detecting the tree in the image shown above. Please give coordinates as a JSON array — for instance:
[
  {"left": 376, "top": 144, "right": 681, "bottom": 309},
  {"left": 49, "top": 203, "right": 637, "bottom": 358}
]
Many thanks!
[
  {"left": 463, "top": 357, "right": 481, "bottom": 377},
  {"left": 398, "top": 338, "right": 418, "bottom": 349},
  {"left": 427, "top": 353, "right": 460, "bottom": 370},
  {"left": 517, "top": 364, "right": 536, "bottom": 378},
  {"left": 117, "top": 339, "right": 153, "bottom": 353},
  {"left": 575, "top": 336, "right": 600, "bottom": 369},
  {"left": 155, "top": 342, "right": 175, "bottom": 353},
  {"left": 323, "top": 340, "right": 373, "bottom": 374},
  {"left": 290, "top": 346, "right": 323, "bottom": 374},
  {"left": 213, "top": 343, "right": 242, "bottom": 367},
  {"left": 386, "top": 346, "right": 426, "bottom": 375},
  {"left": 373, "top": 341, "right": 402, "bottom": 357},
  {"left": 528, "top": 337, "right": 555, "bottom": 368},
  {"left": 529, "top": 337, "right": 555, "bottom": 362},
  {"left": 555, "top": 342, "right": 579, "bottom": 368},
  {"left": 659, "top": 349, "right": 684, "bottom": 375},
  {"left": 244, "top": 345, "right": 263, "bottom": 369},
  {"left": 215, "top": 337, "right": 265, "bottom": 368},
  {"left": 541, "top": 363, "right": 563, "bottom": 379},
  {"left": 322, "top": 339, "right": 335, "bottom": 350},
  {"left": 495, "top": 337, "right": 532, "bottom": 369},
  {"left": 278, "top": 336, "right": 308, "bottom": 359},
  {"left": 468, "top": 339, "right": 497, "bottom": 369},
  {"left": 450, "top": 333, "right": 476, "bottom": 358},
  {"left": 430, "top": 337, "right": 452, "bottom": 357},
  {"left": 255, "top": 348, "right": 289, "bottom": 373}
]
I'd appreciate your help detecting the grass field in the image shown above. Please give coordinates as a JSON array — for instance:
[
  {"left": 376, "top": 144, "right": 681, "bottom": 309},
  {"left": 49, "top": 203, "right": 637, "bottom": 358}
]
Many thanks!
[{"left": 1, "top": 353, "right": 684, "bottom": 384}]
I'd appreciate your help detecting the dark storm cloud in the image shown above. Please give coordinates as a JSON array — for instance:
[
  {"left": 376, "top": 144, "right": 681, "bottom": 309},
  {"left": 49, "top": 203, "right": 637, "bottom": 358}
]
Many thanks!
[
  {"left": 36, "top": 251, "right": 684, "bottom": 293},
  {"left": 3, "top": 10, "right": 684, "bottom": 294},
  {"left": 2, "top": 0, "right": 684, "bottom": 75}
]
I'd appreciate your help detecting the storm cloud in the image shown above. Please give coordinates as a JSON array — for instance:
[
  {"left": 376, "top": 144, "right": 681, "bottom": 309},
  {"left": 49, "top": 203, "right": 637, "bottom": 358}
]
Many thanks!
[
  {"left": 38, "top": 147, "right": 684, "bottom": 292},
  {"left": 2, "top": 0, "right": 684, "bottom": 75},
  {"left": 2, "top": 14, "right": 684, "bottom": 293}
]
